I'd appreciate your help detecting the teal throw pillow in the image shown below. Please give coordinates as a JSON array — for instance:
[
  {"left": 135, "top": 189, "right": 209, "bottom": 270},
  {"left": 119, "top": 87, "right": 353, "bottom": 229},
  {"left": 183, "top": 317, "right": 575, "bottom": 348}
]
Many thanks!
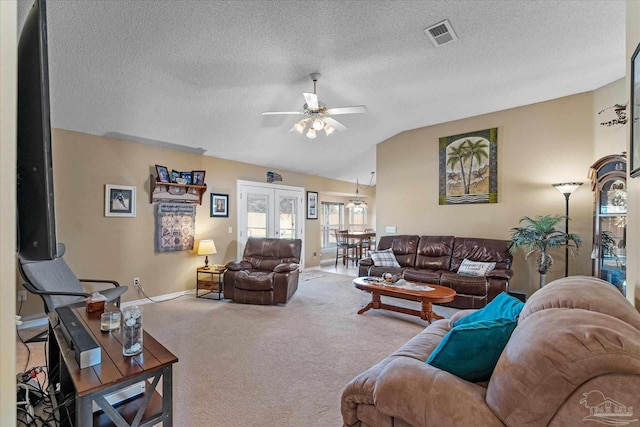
[
  {"left": 426, "top": 318, "right": 517, "bottom": 382},
  {"left": 454, "top": 291, "right": 524, "bottom": 327}
]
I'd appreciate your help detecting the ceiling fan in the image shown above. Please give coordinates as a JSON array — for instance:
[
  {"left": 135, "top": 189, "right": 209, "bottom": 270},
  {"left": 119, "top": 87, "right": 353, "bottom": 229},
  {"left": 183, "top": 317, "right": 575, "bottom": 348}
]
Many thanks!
[{"left": 262, "top": 73, "right": 367, "bottom": 139}]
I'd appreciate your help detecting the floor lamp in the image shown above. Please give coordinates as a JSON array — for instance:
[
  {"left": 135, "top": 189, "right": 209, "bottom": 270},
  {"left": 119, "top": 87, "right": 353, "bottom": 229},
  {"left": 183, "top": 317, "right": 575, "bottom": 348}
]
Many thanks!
[{"left": 552, "top": 182, "right": 583, "bottom": 277}]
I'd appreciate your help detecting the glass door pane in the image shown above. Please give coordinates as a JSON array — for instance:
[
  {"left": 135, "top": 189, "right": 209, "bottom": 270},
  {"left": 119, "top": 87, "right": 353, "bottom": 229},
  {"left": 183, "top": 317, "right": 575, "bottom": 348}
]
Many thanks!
[
  {"left": 247, "top": 193, "right": 270, "bottom": 238},
  {"left": 276, "top": 189, "right": 299, "bottom": 239},
  {"left": 598, "top": 215, "right": 627, "bottom": 294}
]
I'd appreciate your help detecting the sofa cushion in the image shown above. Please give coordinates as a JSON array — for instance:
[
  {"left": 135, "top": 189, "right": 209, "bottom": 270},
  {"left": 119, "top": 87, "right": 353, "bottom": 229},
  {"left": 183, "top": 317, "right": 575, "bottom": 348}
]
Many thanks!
[
  {"left": 370, "top": 248, "right": 401, "bottom": 268},
  {"left": 426, "top": 318, "right": 517, "bottom": 382},
  {"left": 402, "top": 268, "right": 442, "bottom": 285},
  {"left": 454, "top": 291, "right": 524, "bottom": 327},
  {"left": 458, "top": 259, "right": 496, "bottom": 276},
  {"left": 450, "top": 237, "right": 511, "bottom": 271},
  {"left": 414, "top": 235, "right": 454, "bottom": 271},
  {"left": 439, "top": 272, "right": 488, "bottom": 296},
  {"left": 234, "top": 271, "right": 275, "bottom": 291}
]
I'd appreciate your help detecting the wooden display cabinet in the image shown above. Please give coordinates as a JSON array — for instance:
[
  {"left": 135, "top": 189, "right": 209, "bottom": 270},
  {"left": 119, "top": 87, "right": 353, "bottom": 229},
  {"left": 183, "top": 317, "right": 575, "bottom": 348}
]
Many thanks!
[{"left": 589, "top": 154, "right": 627, "bottom": 295}]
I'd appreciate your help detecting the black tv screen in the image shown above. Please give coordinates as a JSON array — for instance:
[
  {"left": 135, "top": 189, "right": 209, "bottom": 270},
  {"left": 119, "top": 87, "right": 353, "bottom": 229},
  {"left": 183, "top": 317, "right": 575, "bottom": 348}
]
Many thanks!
[{"left": 17, "top": 0, "right": 58, "bottom": 260}]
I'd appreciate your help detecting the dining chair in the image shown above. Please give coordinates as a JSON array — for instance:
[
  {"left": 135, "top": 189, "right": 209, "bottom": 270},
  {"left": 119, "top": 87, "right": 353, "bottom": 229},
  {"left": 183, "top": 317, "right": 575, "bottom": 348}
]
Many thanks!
[
  {"left": 334, "top": 230, "right": 359, "bottom": 268},
  {"left": 361, "top": 229, "right": 376, "bottom": 257}
]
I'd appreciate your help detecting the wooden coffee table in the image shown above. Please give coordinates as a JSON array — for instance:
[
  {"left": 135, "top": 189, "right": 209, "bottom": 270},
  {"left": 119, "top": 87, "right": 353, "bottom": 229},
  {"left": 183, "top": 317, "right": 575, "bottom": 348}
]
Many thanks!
[{"left": 353, "top": 277, "right": 456, "bottom": 323}]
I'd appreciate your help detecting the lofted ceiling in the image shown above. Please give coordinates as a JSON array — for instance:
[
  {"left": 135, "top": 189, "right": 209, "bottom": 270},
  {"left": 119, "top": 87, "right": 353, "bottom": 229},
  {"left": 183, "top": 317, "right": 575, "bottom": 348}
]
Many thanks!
[{"left": 18, "top": 0, "right": 626, "bottom": 184}]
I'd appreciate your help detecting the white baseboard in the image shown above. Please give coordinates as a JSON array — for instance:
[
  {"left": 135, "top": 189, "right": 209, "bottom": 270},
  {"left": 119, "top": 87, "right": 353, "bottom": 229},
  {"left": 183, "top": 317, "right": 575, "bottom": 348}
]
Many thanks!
[
  {"left": 17, "top": 289, "right": 195, "bottom": 330},
  {"left": 17, "top": 317, "right": 49, "bottom": 331},
  {"left": 122, "top": 289, "right": 194, "bottom": 307}
]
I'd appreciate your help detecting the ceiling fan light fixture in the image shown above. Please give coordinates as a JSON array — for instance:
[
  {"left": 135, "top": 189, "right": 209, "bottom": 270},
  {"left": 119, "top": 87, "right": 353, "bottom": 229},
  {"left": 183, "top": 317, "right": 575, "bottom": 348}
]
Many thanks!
[
  {"left": 294, "top": 119, "right": 307, "bottom": 134},
  {"left": 306, "top": 128, "right": 317, "bottom": 139},
  {"left": 312, "top": 119, "right": 324, "bottom": 131},
  {"left": 324, "top": 123, "right": 335, "bottom": 136}
]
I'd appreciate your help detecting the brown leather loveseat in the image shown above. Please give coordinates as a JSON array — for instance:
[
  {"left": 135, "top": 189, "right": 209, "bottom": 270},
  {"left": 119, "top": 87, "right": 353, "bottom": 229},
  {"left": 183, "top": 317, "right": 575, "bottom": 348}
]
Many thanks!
[
  {"left": 358, "top": 235, "right": 513, "bottom": 308},
  {"left": 224, "top": 238, "right": 301, "bottom": 305}
]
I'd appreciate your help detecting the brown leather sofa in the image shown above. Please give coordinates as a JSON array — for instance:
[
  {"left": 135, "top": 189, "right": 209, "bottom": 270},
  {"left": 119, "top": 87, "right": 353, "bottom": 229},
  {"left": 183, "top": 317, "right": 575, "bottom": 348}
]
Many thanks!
[
  {"left": 358, "top": 235, "right": 513, "bottom": 308},
  {"left": 342, "top": 276, "right": 640, "bottom": 427},
  {"left": 224, "top": 238, "right": 301, "bottom": 305}
]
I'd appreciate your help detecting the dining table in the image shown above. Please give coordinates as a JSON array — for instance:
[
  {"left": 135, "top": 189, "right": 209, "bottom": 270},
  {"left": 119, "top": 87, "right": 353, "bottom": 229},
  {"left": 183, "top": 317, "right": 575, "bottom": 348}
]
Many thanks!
[{"left": 347, "top": 231, "right": 376, "bottom": 260}]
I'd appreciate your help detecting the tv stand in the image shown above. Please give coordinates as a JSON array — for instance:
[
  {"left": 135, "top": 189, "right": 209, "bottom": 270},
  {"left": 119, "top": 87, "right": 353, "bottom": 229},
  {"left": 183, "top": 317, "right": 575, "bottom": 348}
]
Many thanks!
[{"left": 48, "top": 304, "right": 178, "bottom": 426}]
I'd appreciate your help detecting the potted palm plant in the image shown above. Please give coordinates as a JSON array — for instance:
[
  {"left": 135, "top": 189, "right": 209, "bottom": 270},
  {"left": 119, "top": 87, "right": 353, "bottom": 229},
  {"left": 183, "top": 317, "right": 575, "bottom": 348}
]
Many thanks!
[{"left": 509, "top": 215, "right": 581, "bottom": 288}]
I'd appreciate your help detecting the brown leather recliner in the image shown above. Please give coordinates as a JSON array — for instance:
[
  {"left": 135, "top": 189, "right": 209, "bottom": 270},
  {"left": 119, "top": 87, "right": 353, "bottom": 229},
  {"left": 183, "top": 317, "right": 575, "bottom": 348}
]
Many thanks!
[{"left": 224, "top": 238, "right": 302, "bottom": 305}]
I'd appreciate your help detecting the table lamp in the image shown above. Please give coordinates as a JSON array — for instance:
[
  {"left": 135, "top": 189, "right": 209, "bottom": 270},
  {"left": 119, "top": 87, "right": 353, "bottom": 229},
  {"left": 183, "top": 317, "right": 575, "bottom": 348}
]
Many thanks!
[{"left": 197, "top": 239, "right": 217, "bottom": 270}]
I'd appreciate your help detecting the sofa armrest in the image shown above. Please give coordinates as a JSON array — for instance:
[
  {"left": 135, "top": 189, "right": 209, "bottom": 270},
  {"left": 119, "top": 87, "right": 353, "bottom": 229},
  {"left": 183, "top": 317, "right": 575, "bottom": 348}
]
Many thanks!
[
  {"left": 274, "top": 263, "right": 299, "bottom": 273},
  {"left": 359, "top": 257, "right": 373, "bottom": 267},
  {"left": 449, "top": 309, "right": 477, "bottom": 325},
  {"left": 226, "top": 260, "right": 253, "bottom": 271},
  {"left": 487, "top": 269, "right": 513, "bottom": 279},
  {"left": 374, "top": 358, "right": 503, "bottom": 427}
]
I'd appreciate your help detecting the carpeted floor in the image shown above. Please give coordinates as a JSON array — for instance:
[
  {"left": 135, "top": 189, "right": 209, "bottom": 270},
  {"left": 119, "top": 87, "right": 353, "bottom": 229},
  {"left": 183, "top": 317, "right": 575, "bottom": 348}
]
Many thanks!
[{"left": 141, "top": 271, "right": 458, "bottom": 426}]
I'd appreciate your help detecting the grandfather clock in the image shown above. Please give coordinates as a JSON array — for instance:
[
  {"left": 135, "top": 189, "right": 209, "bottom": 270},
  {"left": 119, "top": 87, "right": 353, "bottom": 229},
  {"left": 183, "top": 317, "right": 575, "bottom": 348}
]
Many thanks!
[{"left": 589, "top": 154, "right": 627, "bottom": 295}]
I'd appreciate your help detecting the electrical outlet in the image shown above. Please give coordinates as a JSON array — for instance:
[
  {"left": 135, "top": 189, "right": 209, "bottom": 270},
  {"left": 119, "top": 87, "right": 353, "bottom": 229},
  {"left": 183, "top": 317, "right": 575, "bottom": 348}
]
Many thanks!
[
  {"left": 133, "top": 277, "right": 140, "bottom": 289},
  {"left": 18, "top": 290, "right": 27, "bottom": 302}
]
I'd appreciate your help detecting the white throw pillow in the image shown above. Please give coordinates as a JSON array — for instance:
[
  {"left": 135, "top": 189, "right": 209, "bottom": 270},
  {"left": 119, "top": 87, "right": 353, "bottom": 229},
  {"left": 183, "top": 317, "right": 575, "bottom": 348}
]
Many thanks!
[
  {"left": 457, "top": 259, "right": 496, "bottom": 277},
  {"left": 370, "top": 249, "right": 401, "bottom": 268}
]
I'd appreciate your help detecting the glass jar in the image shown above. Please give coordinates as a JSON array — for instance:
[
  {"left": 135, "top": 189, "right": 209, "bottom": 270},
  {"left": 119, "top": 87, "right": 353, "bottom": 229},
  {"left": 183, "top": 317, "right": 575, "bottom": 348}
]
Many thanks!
[{"left": 122, "top": 306, "right": 143, "bottom": 356}]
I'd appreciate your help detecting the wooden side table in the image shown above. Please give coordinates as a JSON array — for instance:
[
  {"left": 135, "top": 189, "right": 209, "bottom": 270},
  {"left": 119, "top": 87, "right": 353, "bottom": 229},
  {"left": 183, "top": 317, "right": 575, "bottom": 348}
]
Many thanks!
[{"left": 196, "top": 266, "right": 226, "bottom": 299}]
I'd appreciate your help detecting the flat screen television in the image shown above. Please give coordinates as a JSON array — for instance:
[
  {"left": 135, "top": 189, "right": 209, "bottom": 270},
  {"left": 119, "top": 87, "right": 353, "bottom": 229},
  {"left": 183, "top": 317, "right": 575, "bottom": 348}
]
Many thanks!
[{"left": 17, "top": 0, "right": 58, "bottom": 260}]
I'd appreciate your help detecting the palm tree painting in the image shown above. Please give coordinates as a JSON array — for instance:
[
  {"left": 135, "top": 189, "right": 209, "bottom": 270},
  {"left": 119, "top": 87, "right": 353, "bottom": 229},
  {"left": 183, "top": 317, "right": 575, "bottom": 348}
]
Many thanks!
[{"left": 439, "top": 128, "right": 498, "bottom": 205}]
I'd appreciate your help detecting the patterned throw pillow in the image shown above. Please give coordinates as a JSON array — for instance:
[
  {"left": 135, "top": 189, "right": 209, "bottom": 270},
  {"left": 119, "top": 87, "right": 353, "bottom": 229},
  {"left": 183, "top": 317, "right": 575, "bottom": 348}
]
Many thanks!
[
  {"left": 457, "top": 259, "right": 496, "bottom": 276},
  {"left": 370, "top": 248, "right": 401, "bottom": 268}
]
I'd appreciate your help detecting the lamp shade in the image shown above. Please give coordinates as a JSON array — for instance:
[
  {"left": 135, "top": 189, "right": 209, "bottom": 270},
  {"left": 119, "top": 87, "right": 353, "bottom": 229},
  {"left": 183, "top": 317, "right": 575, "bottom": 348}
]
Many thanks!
[
  {"left": 552, "top": 182, "right": 583, "bottom": 195},
  {"left": 197, "top": 239, "right": 217, "bottom": 256}
]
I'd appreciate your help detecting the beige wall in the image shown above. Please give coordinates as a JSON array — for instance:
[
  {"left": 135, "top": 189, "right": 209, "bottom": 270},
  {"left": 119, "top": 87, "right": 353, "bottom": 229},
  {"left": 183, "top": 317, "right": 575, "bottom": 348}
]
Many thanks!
[
  {"left": 376, "top": 92, "right": 600, "bottom": 297},
  {"left": 627, "top": 0, "right": 640, "bottom": 308},
  {"left": 593, "top": 78, "right": 627, "bottom": 159},
  {"left": 1, "top": 1, "right": 16, "bottom": 425},
  {"left": 16, "top": 129, "right": 375, "bottom": 320}
]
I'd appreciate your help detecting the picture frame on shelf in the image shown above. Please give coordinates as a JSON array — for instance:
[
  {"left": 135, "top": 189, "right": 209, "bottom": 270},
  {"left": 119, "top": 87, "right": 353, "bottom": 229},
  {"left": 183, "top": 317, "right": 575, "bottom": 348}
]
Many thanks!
[
  {"left": 180, "top": 171, "right": 192, "bottom": 185},
  {"left": 171, "top": 170, "right": 180, "bottom": 183},
  {"left": 210, "top": 193, "right": 229, "bottom": 217},
  {"left": 307, "top": 191, "right": 318, "bottom": 219},
  {"left": 192, "top": 170, "right": 206, "bottom": 186},
  {"left": 155, "top": 165, "right": 170, "bottom": 183},
  {"left": 631, "top": 42, "right": 640, "bottom": 177},
  {"left": 105, "top": 184, "right": 136, "bottom": 217}
]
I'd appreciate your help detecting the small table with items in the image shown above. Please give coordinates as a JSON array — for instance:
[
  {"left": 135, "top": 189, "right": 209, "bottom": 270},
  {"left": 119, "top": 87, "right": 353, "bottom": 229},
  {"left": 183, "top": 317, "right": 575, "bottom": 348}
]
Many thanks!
[{"left": 196, "top": 266, "right": 226, "bottom": 299}]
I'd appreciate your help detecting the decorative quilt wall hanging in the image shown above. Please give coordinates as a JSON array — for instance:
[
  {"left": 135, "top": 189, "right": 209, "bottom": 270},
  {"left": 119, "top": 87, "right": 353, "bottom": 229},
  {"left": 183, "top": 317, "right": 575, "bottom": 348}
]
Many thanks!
[
  {"left": 155, "top": 203, "right": 196, "bottom": 252},
  {"left": 439, "top": 127, "right": 498, "bottom": 205}
]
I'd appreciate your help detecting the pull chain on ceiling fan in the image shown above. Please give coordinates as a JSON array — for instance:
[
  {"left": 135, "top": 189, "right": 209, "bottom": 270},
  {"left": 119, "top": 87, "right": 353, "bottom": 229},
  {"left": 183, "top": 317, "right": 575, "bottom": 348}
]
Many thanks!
[{"left": 262, "top": 73, "right": 367, "bottom": 139}]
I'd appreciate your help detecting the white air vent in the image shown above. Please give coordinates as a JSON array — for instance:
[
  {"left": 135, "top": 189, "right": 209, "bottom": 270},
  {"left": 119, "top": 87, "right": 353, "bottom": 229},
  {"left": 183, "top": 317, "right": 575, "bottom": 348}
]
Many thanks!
[{"left": 424, "top": 19, "right": 458, "bottom": 48}]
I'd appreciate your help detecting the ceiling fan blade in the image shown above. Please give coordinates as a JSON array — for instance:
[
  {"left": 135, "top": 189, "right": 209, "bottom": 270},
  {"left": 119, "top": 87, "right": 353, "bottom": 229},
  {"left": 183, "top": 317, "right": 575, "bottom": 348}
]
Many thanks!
[
  {"left": 323, "top": 116, "right": 348, "bottom": 131},
  {"left": 262, "top": 111, "right": 303, "bottom": 115},
  {"left": 303, "top": 92, "right": 319, "bottom": 110},
  {"left": 326, "top": 105, "right": 368, "bottom": 115}
]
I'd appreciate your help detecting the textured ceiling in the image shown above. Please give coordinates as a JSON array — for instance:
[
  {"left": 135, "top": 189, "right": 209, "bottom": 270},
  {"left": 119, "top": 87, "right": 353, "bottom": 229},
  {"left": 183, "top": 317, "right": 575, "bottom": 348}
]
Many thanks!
[{"left": 18, "top": 0, "right": 626, "bottom": 184}]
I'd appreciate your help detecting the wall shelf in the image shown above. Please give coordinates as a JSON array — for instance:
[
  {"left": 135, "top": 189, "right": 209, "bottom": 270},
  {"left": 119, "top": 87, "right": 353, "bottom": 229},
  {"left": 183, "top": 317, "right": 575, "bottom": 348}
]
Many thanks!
[{"left": 150, "top": 177, "right": 206, "bottom": 205}]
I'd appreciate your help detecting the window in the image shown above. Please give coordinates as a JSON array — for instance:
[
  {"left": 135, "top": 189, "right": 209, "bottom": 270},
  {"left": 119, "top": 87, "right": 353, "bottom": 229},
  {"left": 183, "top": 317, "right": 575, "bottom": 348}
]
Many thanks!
[
  {"left": 348, "top": 206, "right": 367, "bottom": 231},
  {"left": 321, "top": 202, "right": 344, "bottom": 249}
]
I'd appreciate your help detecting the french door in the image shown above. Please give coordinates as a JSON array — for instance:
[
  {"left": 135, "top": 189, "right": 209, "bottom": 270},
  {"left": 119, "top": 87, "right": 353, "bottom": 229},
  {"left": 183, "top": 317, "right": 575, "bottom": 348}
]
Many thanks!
[{"left": 237, "top": 181, "right": 304, "bottom": 265}]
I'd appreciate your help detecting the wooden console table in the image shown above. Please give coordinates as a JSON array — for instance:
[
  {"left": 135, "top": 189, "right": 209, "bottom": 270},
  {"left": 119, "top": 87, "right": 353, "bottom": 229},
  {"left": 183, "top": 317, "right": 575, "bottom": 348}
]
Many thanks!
[{"left": 48, "top": 304, "right": 178, "bottom": 426}]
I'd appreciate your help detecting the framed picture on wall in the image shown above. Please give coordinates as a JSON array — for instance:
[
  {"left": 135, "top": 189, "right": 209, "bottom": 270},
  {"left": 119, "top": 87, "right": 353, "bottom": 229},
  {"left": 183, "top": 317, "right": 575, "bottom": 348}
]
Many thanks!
[
  {"left": 210, "top": 193, "right": 229, "bottom": 217},
  {"left": 155, "top": 165, "right": 170, "bottom": 183},
  {"left": 105, "top": 184, "right": 136, "bottom": 217},
  {"left": 631, "top": 42, "right": 640, "bottom": 177},
  {"left": 307, "top": 191, "right": 318, "bottom": 219},
  {"left": 192, "top": 170, "right": 206, "bottom": 186}
]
